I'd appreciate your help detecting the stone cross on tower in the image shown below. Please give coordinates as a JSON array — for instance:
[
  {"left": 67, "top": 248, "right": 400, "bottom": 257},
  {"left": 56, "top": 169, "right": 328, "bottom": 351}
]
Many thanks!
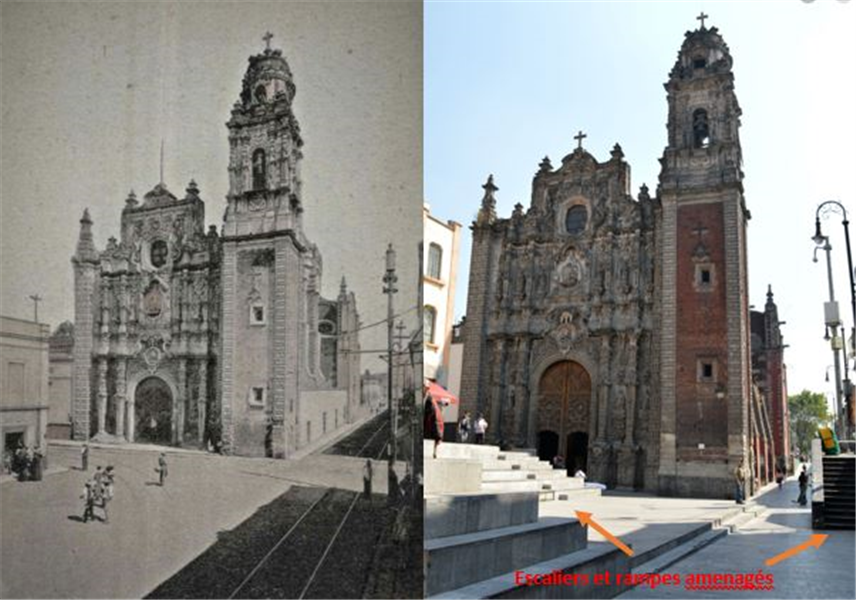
[
  {"left": 697, "top": 12, "right": 709, "bottom": 29},
  {"left": 574, "top": 130, "right": 587, "bottom": 149},
  {"left": 263, "top": 31, "right": 274, "bottom": 51}
]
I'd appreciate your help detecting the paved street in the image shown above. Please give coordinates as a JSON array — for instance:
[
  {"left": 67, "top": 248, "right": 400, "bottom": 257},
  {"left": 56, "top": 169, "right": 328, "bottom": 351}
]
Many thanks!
[
  {"left": 619, "top": 478, "right": 855, "bottom": 599},
  {"left": 0, "top": 439, "right": 400, "bottom": 599}
]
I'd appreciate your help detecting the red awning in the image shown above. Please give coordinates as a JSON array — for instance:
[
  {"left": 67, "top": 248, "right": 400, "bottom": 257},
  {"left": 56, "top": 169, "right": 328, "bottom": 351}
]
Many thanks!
[{"left": 426, "top": 381, "right": 459, "bottom": 406}]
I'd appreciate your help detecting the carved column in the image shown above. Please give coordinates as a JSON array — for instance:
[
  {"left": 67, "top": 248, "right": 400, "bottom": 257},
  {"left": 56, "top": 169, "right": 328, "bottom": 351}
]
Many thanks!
[
  {"left": 176, "top": 358, "right": 187, "bottom": 445},
  {"left": 115, "top": 358, "right": 127, "bottom": 439},
  {"left": 198, "top": 358, "right": 208, "bottom": 448},
  {"left": 96, "top": 357, "right": 108, "bottom": 435}
]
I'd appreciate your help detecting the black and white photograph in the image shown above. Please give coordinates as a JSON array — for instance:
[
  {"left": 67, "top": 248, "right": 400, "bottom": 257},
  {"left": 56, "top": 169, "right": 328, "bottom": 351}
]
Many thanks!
[{"left": 0, "top": 1, "right": 422, "bottom": 598}]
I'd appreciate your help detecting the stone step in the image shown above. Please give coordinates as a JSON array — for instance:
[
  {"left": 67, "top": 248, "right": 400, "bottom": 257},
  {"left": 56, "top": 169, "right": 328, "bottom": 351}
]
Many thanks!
[
  {"left": 539, "top": 477, "right": 585, "bottom": 491},
  {"left": 428, "top": 440, "right": 501, "bottom": 461},
  {"left": 481, "top": 480, "right": 542, "bottom": 493},
  {"left": 481, "top": 470, "right": 538, "bottom": 482},
  {"left": 429, "top": 541, "right": 628, "bottom": 599},
  {"left": 425, "top": 457, "right": 483, "bottom": 495},
  {"left": 481, "top": 459, "right": 527, "bottom": 470},
  {"left": 425, "top": 517, "right": 588, "bottom": 596},
  {"left": 424, "top": 492, "right": 541, "bottom": 539},
  {"left": 556, "top": 487, "right": 603, "bottom": 500},
  {"left": 497, "top": 451, "right": 538, "bottom": 461}
]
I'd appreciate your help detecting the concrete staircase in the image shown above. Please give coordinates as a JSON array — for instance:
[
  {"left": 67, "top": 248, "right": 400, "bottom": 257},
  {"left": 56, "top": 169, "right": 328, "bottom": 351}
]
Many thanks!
[
  {"left": 821, "top": 455, "right": 855, "bottom": 529},
  {"left": 425, "top": 441, "right": 624, "bottom": 598},
  {"left": 428, "top": 441, "right": 598, "bottom": 502}
]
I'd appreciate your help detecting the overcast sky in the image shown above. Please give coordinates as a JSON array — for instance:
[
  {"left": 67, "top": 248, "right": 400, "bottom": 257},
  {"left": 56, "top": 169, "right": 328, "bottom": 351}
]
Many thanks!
[
  {"left": 0, "top": 1, "right": 422, "bottom": 371},
  {"left": 425, "top": 1, "right": 856, "bottom": 404}
]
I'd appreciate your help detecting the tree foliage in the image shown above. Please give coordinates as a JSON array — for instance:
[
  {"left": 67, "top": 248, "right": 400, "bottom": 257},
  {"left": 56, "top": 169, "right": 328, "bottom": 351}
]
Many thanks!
[{"left": 788, "top": 389, "right": 832, "bottom": 457}]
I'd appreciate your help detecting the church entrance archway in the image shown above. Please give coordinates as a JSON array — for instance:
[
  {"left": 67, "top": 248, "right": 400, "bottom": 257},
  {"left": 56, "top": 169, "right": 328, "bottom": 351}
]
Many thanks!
[
  {"left": 135, "top": 377, "right": 173, "bottom": 445},
  {"left": 537, "top": 360, "right": 591, "bottom": 473}
]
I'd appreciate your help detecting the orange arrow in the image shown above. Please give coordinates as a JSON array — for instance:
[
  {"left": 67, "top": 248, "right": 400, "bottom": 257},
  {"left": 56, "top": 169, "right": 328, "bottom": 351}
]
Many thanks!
[
  {"left": 765, "top": 534, "right": 828, "bottom": 567},
  {"left": 575, "top": 511, "right": 634, "bottom": 557}
]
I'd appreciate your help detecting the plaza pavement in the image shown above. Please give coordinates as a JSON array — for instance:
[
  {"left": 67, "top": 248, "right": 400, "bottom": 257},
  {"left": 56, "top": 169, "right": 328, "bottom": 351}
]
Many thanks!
[
  {"left": 0, "top": 441, "right": 397, "bottom": 599},
  {"left": 618, "top": 477, "right": 855, "bottom": 599}
]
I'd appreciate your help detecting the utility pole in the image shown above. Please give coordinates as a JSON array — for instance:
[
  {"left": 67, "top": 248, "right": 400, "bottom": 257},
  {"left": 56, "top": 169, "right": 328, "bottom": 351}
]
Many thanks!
[
  {"left": 28, "top": 294, "right": 42, "bottom": 323},
  {"left": 383, "top": 244, "right": 398, "bottom": 501}
]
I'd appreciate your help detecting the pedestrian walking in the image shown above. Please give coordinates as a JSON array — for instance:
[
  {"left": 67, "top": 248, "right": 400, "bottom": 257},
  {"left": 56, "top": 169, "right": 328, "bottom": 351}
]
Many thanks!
[
  {"left": 423, "top": 392, "right": 444, "bottom": 459},
  {"left": 363, "top": 458, "right": 373, "bottom": 498},
  {"left": 31, "top": 447, "right": 44, "bottom": 481},
  {"left": 157, "top": 453, "right": 168, "bottom": 486},
  {"left": 81, "top": 443, "right": 89, "bottom": 471},
  {"left": 796, "top": 465, "right": 809, "bottom": 506},
  {"left": 474, "top": 413, "right": 488, "bottom": 444},
  {"left": 81, "top": 480, "right": 96, "bottom": 523},
  {"left": 734, "top": 457, "right": 749, "bottom": 504},
  {"left": 94, "top": 465, "right": 104, "bottom": 486},
  {"left": 458, "top": 412, "right": 472, "bottom": 443}
]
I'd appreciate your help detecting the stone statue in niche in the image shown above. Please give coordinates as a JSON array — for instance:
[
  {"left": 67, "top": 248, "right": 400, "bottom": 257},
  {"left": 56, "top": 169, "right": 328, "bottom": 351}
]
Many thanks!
[
  {"left": 143, "top": 280, "right": 166, "bottom": 318},
  {"left": 554, "top": 254, "right": 582, "bottom": 290}
]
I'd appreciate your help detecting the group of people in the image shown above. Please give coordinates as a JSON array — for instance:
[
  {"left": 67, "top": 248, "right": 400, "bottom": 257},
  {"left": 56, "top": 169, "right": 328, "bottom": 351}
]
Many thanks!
[
  {"left": 4, "top": 442, "right": 45, "bottom": 482},
  {"left": 81, "top": 465, "right": 115, "bottom": 523},
  {"left": 456, "top": 411, "right": 488, "bottom": 444}
]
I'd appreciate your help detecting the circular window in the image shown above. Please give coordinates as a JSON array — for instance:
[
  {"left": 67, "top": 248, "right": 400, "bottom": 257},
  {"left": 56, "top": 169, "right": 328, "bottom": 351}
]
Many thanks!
[
  {"left": 319, "top": 321, "right": 336, "bottom": 335},
  {"left": 565, "top": 205, "right": 588, "bottom": 234}
]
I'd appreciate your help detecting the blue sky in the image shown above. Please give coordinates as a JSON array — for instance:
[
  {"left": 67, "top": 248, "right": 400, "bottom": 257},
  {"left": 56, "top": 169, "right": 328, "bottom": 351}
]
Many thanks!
[{"left": 425, "top": 1, "right": 856, "bottom": 400}]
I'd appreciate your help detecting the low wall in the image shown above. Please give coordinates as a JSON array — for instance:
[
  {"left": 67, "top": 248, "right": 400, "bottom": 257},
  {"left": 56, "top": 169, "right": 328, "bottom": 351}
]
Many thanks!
[{"left": 298, "top": 389, "right": 348, "bottom": 449}]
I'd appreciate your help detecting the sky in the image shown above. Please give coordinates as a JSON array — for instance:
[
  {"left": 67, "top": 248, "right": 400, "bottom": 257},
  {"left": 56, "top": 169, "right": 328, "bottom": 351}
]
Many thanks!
[
  {"left": 424, "top": 1, "right": 856, "bottom": 405},
  {"left": 0, "top": 1, "right": 422, "bottom": 371}
]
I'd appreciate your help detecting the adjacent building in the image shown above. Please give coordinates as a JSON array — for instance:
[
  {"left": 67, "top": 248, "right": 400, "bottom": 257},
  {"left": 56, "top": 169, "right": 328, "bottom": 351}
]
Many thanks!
[
  {"left": 751, "top": 286, "right": 790, "bottom": 472},
  {"left": 47, "top": 321, "right": 74, "bottom": 439},
  {"left": 1, "top": 316, "right": 50, "bottom": 454},
  {"left": 459, "top": 20, "right": 778, "bottom": 498},
  {"left": 70, "top": 40, "right": 360, "bottom": 458},
  {"left": 423, "top": 205, "right": 462, "bottom": 385}
]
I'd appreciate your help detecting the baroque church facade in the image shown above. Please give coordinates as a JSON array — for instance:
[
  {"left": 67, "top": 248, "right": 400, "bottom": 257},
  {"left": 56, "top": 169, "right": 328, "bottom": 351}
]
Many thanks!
[
  {"left": 460, "top": 20, "right": 776, "bottom": 498},
  {"left": 71, "top": 40, "right": 361, "bottom": 458}
]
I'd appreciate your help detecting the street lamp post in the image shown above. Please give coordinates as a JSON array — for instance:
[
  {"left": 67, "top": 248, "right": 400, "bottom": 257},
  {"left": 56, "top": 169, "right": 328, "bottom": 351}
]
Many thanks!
[
  {"left": 814, "top": 201, "right": 855, "bottom": 439},
  {"left": 813, "top": 236, "right": 843, "bottom": 438},
  {"left": 383, "top": 244, "right": 398, "bottom": 501}
]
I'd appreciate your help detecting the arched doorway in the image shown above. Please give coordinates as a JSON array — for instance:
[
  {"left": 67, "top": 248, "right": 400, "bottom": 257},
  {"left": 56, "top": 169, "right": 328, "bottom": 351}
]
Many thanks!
[
  {"left": 135, "top": 377, "right": 173, "bottom": 444},
  {"left": 537, "top": 361, "right": 591, "bottom": 473}
]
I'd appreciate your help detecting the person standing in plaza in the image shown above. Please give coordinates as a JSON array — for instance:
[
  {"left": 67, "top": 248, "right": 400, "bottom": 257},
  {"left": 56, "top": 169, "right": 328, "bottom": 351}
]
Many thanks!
[
  {"left": 458, "top": 411, "right": 472, "bottom": 443},
  {"left": 796, "top": 465, "right": 809, "bottom": 506},
  {"left": 157, "top": 452, "right": 168, "bottom": 486},
  {"left": 81, "top": 480, "right": 97, "bottom": 523},
  {"left": 81, "top": 443, "right": 89, "bottom": 471},
  {"left": 734, "top": 457, "right": 749, "bottom": 504},
  {"left": 363, "top": 458, "right": 373, "bottom": 499},
  {"left": 474, "top": 413, "right": 488, "bottom": 445},
  {"left": 423, "top": 393, "right": 444, "bottom": 459}
]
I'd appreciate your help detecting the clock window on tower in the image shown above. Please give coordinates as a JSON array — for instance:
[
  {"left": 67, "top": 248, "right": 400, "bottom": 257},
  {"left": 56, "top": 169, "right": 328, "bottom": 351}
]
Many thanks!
[
  {"left": 252, "top": 149, "right": 267, "bottom": 190},
  {"left": 150, "top": 240, "right": 168, "bottom": 268}
]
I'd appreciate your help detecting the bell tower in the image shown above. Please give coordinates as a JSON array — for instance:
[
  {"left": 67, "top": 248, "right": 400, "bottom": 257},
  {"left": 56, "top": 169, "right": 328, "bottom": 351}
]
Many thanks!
[
  {"left": 220, "top": 33, "right": 311, "bottom": 458},
  {"left": 657, "top": 15, "right": 752, "bottom": 498},
  {"left": 223, "top": 31, "right": 304, "bottom": 237}
]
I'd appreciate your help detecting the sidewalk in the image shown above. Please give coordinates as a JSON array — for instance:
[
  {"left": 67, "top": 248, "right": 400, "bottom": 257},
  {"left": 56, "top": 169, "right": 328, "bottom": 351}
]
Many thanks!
[{"left": 618, "top": 478, "right": 855, "bottom": 598}]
